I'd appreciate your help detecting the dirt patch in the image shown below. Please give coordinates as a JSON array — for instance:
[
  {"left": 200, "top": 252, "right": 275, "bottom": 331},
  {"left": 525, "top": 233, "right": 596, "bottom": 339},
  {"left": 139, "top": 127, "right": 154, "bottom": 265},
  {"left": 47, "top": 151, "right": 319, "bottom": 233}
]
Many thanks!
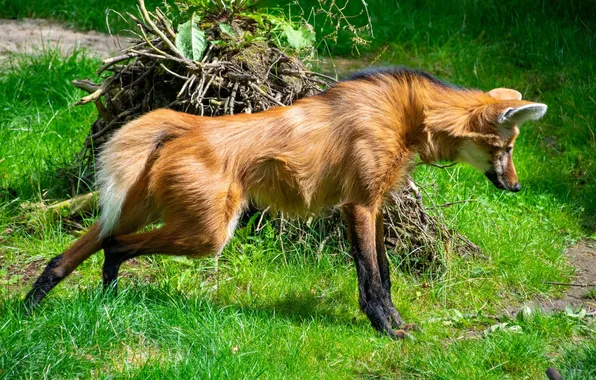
[
  {"left": 2, "top": 257, "right": 46, "bottom": 293},
  {"left": 545, "top": 240, "right": 596, "bottom": 310},
  {"left": 0, "top": 18, "right": 131, "bottom": 59},
  {"left": 506, "top": 240, "right": 596, "bottom": 316}
]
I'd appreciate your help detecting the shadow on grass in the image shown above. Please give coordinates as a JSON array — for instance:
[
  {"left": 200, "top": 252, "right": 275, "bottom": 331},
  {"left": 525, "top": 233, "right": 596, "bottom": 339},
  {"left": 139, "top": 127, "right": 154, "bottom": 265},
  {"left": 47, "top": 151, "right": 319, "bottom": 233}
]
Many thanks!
[
  {"left": 1, "top": 281, "right": 363, "bottom": 332},
  {"left": 222, "top": 288, "right": 360, "bottom": 328}
]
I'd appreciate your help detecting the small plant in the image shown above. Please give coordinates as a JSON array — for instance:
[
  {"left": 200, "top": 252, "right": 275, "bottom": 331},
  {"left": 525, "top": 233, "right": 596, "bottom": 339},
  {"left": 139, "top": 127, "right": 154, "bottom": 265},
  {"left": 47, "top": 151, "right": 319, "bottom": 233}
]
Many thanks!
[
  {"left": 172, "top": 0, "right": 318, "bottom": 61},
  {"left": 176, "top": 0, "right": 258, "bottom": 18},
  {"left": 583, "top": 289, "right": 596, "bottom": 300}
]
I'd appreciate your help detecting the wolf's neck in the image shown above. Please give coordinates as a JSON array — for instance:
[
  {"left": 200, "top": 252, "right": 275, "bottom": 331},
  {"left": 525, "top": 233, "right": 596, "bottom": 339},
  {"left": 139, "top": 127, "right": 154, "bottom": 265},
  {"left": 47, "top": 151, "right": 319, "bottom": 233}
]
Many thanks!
[{"left": 404, "top": 82, "right": 491, "bottom": 163}]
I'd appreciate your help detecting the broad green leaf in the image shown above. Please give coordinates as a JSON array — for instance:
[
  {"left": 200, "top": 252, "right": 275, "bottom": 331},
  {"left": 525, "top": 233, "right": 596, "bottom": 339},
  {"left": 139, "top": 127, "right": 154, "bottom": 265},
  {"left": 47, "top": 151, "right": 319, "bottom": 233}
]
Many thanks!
[
  {"left": 281, "top": 23, "right": 315, "bottom": 50},
  {"left": 175, "top": 13, "right": 207, "bottom": 61},
  {"left": 484, "top": 322, "right": 522, "bottom": 336},
  {"left": 516, "top": 305, "right": 533, "bottom": 321},
  {"left": 219, "top": 23, "right": 235, "bottom": 37},
  {"left": 565, "top": 306, "right": 588, "bottom": 319}
]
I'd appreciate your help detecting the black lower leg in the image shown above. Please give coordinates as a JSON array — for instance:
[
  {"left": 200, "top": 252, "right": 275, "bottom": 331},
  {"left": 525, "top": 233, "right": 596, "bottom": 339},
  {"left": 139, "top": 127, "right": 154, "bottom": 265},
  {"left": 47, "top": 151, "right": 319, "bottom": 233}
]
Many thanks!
[
  {"left": 376, "top": 246, "right": 392, "bottom": 295},
  {"left": 376, "top": 250, "right": 404, "bottom": 328},
  {"left": 101, "top": 229, "right": 194, "bottom": 291},
  {"left": 344, "top": 205, "right": 398, "bottom": 338},
  {"left": 375, "top": 212, "right": 404, "bottom": 329},
  {"left": 352, "top": 253, "right": 397, "bottom": 338},
  {"left": 24, "top": 255, "right": 66, "bottom": 310},
  {"left": 102, "top": 237, "right": 137, "bottom": 291},
  {"left": 102, "top": 257, "right": 121, "bottom": 291}
]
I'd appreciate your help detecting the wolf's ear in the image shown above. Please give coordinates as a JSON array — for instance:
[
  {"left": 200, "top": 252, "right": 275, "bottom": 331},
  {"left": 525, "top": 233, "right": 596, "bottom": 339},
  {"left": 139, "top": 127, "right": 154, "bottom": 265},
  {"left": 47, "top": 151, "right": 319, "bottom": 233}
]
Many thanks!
[
  {"left": 498, "top": 103, "right": 548, "bottom": 126},
  {"left": 489, "top": 88, "right": 522, "bottom": 101}
]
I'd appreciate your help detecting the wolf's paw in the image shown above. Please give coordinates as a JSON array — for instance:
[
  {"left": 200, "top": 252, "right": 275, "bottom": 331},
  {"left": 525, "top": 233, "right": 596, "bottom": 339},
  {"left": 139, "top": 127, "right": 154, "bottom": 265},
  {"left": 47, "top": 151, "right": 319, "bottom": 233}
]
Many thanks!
[
  {"left": 392, "top": 328, "right": 417, "bottom": 340},
  {"left": 400, "top": 323, "right": 420, "bottom": 332}
]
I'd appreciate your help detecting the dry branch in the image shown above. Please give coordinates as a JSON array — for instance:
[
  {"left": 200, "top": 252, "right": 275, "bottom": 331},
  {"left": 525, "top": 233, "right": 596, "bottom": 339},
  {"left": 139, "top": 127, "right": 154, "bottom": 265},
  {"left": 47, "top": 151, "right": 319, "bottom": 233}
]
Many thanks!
[
  {"left": 72, "top": 0, "right": 329, "bottom": 164},
  {"left": 21, "top": 192, "right": 98, "bottom": 221}
]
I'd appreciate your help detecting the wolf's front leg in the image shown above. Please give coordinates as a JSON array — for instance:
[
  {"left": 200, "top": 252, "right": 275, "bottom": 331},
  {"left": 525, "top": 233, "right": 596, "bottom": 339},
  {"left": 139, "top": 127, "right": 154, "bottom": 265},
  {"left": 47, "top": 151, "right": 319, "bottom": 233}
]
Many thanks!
[
  {"left": 375, "top": 210, "right": 404, "bottom": 328},
  {"left": 375, "top": 211, "right": 419, "bottom": 335},
  {"left": 343, "top": 204, "right": 406, "bottom": 339}
]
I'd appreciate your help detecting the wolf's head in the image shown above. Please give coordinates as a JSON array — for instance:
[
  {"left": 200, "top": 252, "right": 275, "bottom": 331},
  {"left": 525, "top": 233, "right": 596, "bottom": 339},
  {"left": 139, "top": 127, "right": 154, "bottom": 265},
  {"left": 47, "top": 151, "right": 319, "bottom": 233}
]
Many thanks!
[
  {"left": 424, "top": 87, "right": 547, "bottom": 192},
  {"left": 457, "top": 88, "right": 546, "bottom": 192}
]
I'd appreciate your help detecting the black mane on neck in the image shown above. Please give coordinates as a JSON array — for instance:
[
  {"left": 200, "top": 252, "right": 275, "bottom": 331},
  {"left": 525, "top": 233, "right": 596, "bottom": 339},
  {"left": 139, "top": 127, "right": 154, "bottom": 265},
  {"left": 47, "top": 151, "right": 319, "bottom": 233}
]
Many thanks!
[{"left": 346, "top": 66, "right": 460, "bottom": 89}]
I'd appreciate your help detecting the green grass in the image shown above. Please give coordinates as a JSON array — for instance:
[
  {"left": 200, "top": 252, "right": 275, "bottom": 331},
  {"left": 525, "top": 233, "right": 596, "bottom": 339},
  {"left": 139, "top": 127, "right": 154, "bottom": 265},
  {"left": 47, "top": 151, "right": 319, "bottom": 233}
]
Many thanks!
[
  {"left": 1, "top": 0, "right": 596, "bottom": 378},
  {"left": 0, "top": 51, "right": 100, "bottom": 199},
  {"left": 0, "top": 0, "right": 164, "bottom": 33},
  {"left": 1, "top": 280, "right": 593, "bottom": 378}
]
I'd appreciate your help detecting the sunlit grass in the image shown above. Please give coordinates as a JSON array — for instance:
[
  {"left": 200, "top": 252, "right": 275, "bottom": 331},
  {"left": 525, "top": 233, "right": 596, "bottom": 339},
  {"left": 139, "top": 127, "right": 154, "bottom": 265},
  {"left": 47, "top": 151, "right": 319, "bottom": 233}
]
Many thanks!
[
  {"left": 1, "top": 0, "right": 595, "bottom": 377},
  {"left": 0, "top": 0, "right": 163, "bottom": 33},
  {"left": 0, "top": 50, "right": 99, "bottom": 198}
]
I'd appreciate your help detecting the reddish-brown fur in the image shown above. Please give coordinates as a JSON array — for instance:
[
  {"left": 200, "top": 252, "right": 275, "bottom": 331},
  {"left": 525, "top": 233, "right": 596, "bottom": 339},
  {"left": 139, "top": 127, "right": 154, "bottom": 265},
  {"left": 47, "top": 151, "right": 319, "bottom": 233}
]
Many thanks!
[{"left": 25, "top": 68, "right": 546, "bottom": 338}]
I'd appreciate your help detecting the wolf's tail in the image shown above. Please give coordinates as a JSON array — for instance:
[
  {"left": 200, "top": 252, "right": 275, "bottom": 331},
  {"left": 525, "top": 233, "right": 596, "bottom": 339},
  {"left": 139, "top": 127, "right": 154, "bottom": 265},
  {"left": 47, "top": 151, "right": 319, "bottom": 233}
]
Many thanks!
[
  {"left": 24, "top": 109, "right": 195, "bottom": 309},
  {"left": 97, "top": 109, "right": 193, "bottom": 238}
]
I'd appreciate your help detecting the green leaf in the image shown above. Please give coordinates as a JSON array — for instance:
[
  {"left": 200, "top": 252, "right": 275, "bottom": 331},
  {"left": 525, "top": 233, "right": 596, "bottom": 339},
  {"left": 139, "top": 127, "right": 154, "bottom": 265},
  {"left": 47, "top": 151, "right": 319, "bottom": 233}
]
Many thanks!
[
  {"left": 565, "top": 306, "right": 588, "bottom": 319},
  {"left": 516, "top": 305, "right": 533, "bottom": 321},
  {"left": 219, "top": 23, "right": 235, "bottom": 37},
  {"left": 175, "top": 13, "right": 207, "bottom": 61},
  {"left": 1, "top": 274, "right": 23, "bottom": 285},
  {"left": 281, "top": 23, "right": 315, "bottom": 50}
]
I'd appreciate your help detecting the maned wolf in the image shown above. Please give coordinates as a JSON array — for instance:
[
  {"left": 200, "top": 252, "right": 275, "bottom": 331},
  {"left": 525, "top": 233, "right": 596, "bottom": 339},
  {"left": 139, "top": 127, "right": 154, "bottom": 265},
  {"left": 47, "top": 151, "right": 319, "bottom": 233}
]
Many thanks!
[{"left": 25, "top": 67, "right": 547, "bottom": 338}]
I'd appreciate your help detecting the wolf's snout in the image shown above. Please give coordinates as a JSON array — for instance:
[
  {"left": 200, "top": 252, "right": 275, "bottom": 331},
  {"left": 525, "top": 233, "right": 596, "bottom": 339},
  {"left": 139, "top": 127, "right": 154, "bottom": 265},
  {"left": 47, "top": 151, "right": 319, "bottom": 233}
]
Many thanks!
[
  {"left": 485, "top": 170, "right": 520, "bottom": 192},
  {"left": 484, "top": 170, "right": 504, "bottom": 190}
]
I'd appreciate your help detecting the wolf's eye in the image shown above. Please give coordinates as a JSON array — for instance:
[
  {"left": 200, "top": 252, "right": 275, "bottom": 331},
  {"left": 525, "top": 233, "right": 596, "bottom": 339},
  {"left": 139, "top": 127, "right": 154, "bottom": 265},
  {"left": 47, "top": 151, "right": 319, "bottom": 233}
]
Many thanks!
[{"left": 505, "top": 146, "right": 513, "bottom": 153}]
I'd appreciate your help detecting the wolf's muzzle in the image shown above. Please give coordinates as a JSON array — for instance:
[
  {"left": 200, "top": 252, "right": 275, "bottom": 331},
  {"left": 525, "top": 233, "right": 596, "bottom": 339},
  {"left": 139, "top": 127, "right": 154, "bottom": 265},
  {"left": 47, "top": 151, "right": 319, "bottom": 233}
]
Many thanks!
[{"left": 484, "top": 170, "right": 520, "bottom": 192}]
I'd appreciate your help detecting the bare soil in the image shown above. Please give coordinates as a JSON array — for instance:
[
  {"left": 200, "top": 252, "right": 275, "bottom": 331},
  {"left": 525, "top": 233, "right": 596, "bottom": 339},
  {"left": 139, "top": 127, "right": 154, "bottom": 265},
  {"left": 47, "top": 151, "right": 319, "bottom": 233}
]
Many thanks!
[
  {"left": 0, "top": 18, "right": 131, "bottom": 59},
  {"left": 542, "top": 240, "right": 596, "bottom": 311},
  {"left": 505, "top": 240, "right": 596, "bottom": 317}
]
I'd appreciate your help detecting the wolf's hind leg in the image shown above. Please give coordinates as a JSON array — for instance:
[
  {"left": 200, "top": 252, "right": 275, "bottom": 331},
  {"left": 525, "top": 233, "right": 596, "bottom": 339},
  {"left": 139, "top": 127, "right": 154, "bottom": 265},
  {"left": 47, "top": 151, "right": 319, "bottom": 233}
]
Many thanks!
[
  {"left": 25, "top": 224, "right": 103, "bottom": 310},
  {"left": 102, "top": 186, "right": 244, "bottom": 291},
  {"left": 101, "top": 224, "right": 231, "bottom": 290}
]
